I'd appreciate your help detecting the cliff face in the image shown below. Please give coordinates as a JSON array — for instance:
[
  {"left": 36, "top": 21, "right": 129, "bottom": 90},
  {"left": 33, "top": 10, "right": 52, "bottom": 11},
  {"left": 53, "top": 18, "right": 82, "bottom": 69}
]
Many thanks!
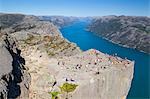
[
  {"left": 88, "top": 16, "right": 150, "bottom": 53},
  {"left": 0, "top": 14, "right": 134, "bottom": 99},
  {"left": 47, "top": 49, "right": 134, "bottom": 99},
  {"left": 0, "top": 13, "right": 81, "bottom": 98},
  {"left": 0, "top": 34, "right": 30, "bottom": 98}
]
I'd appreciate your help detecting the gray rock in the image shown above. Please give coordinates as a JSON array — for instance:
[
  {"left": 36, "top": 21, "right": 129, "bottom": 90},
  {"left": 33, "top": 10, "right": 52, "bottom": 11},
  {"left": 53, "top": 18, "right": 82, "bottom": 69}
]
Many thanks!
[
  {"left": 0, "top": 43, "right": 13, "bottom": 79},
  {"left": 89, "top": 16, "right": 150, "bottom": 53},
  {"left": 0, "top": 34, "right": 31, "bottom": 99}
]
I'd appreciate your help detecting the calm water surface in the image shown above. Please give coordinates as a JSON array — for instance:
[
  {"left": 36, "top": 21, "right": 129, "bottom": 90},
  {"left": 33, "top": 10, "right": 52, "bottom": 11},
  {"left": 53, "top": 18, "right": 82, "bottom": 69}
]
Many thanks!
[{"left": 60, "top": 21, "right": 150, "bottom": 99}]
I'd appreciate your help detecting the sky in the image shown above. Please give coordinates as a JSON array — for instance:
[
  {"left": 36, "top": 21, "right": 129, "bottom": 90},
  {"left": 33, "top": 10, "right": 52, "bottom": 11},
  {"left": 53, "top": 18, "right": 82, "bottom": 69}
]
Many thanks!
[{"left": 0, "top": 0, "right": 149, "bottom": 16}]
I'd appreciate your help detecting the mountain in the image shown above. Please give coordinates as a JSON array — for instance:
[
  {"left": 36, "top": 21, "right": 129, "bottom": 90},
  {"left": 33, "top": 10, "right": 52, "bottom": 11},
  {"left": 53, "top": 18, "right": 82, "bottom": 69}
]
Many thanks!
[
  {"left": 88, "top": 15, "right": 150, "bottom": 53},
  {"left": 38, "top": 16, "right": 79, "bottom": 28},
  {"left": 0, "top": 13, "right": 80, "bottom": 98},
  {"left": 0, "top": 13, "right": 134, "bottom": 99}
]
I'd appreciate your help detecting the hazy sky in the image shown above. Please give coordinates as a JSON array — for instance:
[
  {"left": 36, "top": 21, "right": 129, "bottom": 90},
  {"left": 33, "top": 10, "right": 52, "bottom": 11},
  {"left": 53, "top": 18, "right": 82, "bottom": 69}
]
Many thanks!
[{"left": 0, "top": 0, "right": 149, "bottom": 16}]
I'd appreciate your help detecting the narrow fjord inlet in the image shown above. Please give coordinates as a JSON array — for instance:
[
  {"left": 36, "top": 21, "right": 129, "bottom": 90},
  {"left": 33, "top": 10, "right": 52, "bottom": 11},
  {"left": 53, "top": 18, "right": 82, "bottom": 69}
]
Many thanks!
[
  {"left": 60, "top": 21, "right": 150, "bottom": 99},
  {"left": 0, "top": 0, "right": 149, "bottom": 99}
]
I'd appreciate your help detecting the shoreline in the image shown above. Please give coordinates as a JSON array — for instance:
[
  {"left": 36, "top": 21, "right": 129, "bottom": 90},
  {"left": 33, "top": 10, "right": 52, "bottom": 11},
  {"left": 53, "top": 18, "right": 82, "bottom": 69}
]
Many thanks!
[{"left": 88, "top": 30, "right": 150, "bottom": 55}]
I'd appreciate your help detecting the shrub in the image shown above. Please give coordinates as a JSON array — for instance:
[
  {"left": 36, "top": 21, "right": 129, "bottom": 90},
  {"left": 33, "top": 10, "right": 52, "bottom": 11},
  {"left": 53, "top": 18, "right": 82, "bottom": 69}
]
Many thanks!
[
  {"left": 59, "top": 82, "right": 78, "bottom": 99},
  {"left": 59, "top": 83, "right": 78, "bottom": 93},
  {"left": 49, "top": 91, "right": 60, "bottom": 99}
]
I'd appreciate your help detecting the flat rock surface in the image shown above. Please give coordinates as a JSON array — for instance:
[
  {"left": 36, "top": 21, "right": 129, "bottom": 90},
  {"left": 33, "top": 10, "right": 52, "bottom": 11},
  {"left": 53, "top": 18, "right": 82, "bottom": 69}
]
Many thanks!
[
  {"left": 0, "top": 43, "right": 12, "bottom": 78},
  {"left": 22, "top": 47, "right": 134, "bottom": 99}
]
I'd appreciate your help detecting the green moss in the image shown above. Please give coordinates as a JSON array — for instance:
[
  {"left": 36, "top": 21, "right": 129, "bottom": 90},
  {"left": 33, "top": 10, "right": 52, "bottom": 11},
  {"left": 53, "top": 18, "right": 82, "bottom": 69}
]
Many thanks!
[
  {"left": 23, "top": 34, "right": 42, "bottom": 46},
  {"left": 48, "top": 51, "right": 55, "bottom": 56},
  {"left": 24, "top": 34, "right": 34, "bottom": 43},
  {"left": 59, "top": 83, "right": 78, "bottom": 93},
  {"left": 49, "top": 91, "right": 60, "bottom": 99}
]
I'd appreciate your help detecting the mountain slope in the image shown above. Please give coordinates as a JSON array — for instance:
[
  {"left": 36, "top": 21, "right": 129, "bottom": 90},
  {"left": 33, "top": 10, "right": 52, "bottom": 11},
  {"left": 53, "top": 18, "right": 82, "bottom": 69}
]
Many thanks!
[{"left": 88, "top": 16, "right": 150, "bottom": 53}]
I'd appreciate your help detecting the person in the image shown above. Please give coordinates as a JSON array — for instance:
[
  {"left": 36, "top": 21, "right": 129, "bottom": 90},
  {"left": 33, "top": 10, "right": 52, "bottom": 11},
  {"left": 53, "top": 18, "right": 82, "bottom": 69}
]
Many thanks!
[
  {"left": 79, "top": 64, "right": 82, "bottom": 68},
  {"left": 58, "top": 61, "right": 60, "bottom": 65},
  {"left": 52, "top": 81, "right": 57, "bottom": 87},
  {"left": 94, "top": 59, "right": 97, "bottom": 65},
  {"left": 66, "top": 78, "right": 69, "bottom": 82},
  {"left": 70, "top": 79, "right": 75, "bottom": 82},
  {"left": 85, "top": 64, "right": 88, "bottom": 68},
  {"left": 75, "top": 64, "right": 79, "bottom": 69}
]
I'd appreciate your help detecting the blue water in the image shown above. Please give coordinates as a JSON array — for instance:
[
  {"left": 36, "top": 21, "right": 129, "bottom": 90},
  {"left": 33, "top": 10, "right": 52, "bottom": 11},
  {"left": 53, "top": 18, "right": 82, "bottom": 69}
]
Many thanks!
[{"left": 60, "top": 21, "right": 150, "bottom": 99}]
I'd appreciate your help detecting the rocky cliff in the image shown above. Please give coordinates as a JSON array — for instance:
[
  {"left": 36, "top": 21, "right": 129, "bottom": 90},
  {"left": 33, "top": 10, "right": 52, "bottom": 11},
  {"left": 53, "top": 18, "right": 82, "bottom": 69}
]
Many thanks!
[
  {"left": 0, "top": 13, "right": 81, "bottom": 99},
  {"left": 0, "top": 14, "right": 134, "bottom": 99},
  {"left": 0, "top": 34, "right": 30, "bottom": 99},
  {"left": 88, "top": 16, "right": 150, "bottom": 53}
]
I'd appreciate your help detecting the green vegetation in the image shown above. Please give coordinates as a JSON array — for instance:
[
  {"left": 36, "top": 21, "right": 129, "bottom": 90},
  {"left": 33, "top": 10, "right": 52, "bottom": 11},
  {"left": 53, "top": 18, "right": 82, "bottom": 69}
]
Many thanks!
[
  {"left": 49, "top": 91, "right": 61, "bottom": 99},
  {"left": 24, "top": 34, "right": 34, "bottom": 44},
  {"left": 22, "top": 34, "right": 77, "bottom": 57},
  {"left": 59, "top": 83, "right": 78, "bottom": 99},
  {"left": 59, "top": 83, "right": 78, "bottom": 93},
  {"left": 49, "top": 82, "right": 78, "bottom": 99},
  {"left": 44, "top": 37, "right": 74, "bottom": 56},
  {"left": 24, "top": 34, "right": 41, "bottom": 45},
  {"left": 47, "top": 51, "right": 55, "bottom": 56}
]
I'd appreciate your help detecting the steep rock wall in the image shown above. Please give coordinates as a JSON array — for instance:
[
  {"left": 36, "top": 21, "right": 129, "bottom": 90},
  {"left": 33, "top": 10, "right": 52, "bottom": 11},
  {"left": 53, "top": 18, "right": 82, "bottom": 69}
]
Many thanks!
[{"left": 0, "top": 34, "right": 31, "bottom": 99}]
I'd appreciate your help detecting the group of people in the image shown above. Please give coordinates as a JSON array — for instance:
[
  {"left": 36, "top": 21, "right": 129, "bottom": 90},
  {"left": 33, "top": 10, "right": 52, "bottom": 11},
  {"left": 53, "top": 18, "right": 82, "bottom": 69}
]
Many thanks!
[{"left": 108, "top": 56, "right": 130, "bottom": 67}]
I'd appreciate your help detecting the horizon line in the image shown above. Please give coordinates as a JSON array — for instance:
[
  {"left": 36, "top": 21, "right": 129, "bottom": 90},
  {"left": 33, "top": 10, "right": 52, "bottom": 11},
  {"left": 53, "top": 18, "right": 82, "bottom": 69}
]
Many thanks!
[{"left": 0, "top": 12, "right": 149, "bottom": 17}]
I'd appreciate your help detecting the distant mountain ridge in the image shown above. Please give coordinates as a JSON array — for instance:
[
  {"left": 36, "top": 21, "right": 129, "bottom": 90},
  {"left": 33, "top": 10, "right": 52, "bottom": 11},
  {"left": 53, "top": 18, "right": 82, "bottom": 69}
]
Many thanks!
[
  {"left": 38, "top": 16, "right": 80, "bottom": 28},
  {"left": 88, "top": 15, "right": 150, "bottom": 53}
]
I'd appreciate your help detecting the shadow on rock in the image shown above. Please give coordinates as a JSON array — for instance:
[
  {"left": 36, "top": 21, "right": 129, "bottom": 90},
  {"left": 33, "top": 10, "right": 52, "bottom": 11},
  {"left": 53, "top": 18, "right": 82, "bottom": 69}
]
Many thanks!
[{"left": 4, "top": 36, "right": 26, "bottom": 98}]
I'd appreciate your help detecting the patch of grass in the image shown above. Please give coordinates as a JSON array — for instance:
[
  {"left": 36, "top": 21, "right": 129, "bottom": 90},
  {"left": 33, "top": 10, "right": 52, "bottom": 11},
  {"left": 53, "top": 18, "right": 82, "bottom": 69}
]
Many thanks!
[
  {"left": 49, "top": 82, "right": 78, "bottom": 99},
  {"left": 59, "top": 82, "right": 78, "bottom": 99},
  {"left": 59, "top": 83, "right": 78, "bottom": 93},
  {"left": 49, "top": 91, "right": 60, "bottom": 99},
  {"left": 47, "top": 51, "right": 55, "bottom": 56},
  {"left": 23, "top": 34, "right": 42, "bottom": 46}
]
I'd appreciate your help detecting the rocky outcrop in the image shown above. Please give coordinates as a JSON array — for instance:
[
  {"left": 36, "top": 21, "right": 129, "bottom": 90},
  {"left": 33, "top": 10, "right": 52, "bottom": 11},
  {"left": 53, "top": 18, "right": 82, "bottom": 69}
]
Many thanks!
[
  {"left": 88, "top": 16, "right": 150, "bottom": 53},
  {"left": 0, "top": 13, "right": 134, "bottom": 99},
  {"left": 23, "top": 48, "right": 134, "bottom": 99},
  {"left": 0, "top": 34, "right": 30, "bottom": 99},
  {"left": 0, "top": 14, "right": 81, "bottom": 98},
  {"left": 57, "top": 49, "right": 134, "bottom": 99},
  {"left": 0, "top": 41, "right": 13, "bottom": 98}
]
